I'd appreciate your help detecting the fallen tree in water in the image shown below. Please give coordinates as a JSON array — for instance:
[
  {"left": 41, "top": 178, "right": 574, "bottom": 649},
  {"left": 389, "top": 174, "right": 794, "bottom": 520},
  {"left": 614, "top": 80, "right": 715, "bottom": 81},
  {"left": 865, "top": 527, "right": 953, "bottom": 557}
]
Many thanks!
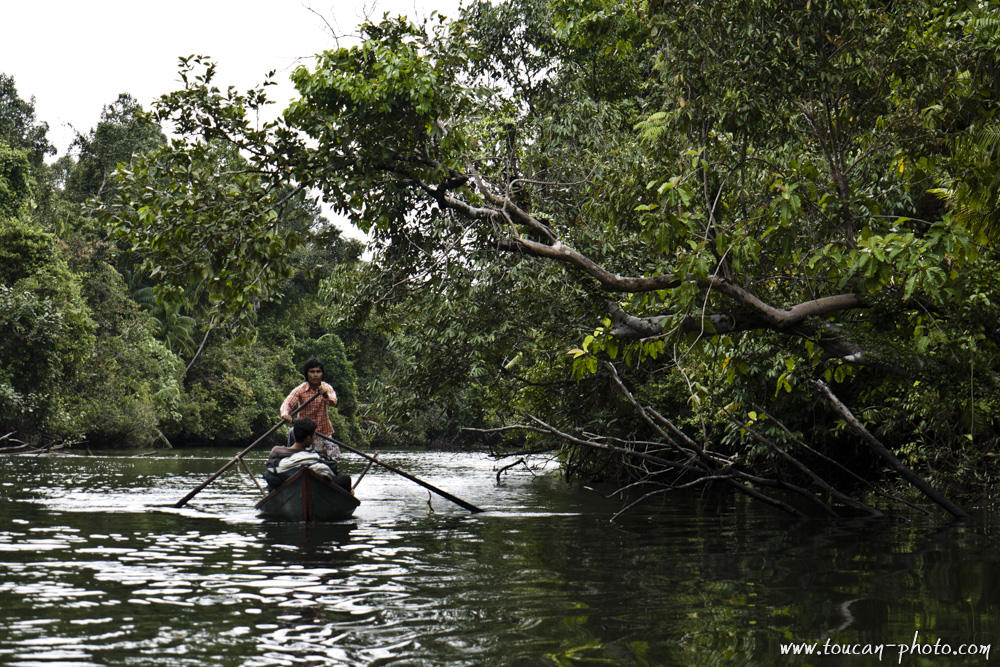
[
  {"left": 0, "top": 432, "right": 79, "bottom": 455},
  {"left": 473, "top": 363, "right": 968, "bottom": 521}
]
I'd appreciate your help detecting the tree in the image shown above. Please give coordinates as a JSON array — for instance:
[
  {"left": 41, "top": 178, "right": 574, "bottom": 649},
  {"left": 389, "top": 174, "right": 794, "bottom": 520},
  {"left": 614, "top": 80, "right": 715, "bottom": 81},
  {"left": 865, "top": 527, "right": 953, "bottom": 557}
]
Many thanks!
[
  {"left": 96, "top": 59, "right": 317, "bottom": 334},
  {"left": 102, "top": 0, "right": 1000, "bottom": 512},
  {"left": 285, "top": 0, "right": 1000, "bottom": 513},
  {"left": 935, "top": 9, "right": 1000, "bottom": 242},
  {"left": 63, "top": 255, "right": 186, "bottom": 448},
  {"left": 0, "top": 73, "right": 54, "bottom": 169},
  {"left": 0, "top": 142, "right": 32, "bottom": 224},
  {"left": 63, "top": 93, "right": 166, "bottom": 205},
  {"left": 0, "top": 213, "right": 97, "bottom": 441},
  {"left": 95, "top": 62, "right": 368, "bottom": 447}
]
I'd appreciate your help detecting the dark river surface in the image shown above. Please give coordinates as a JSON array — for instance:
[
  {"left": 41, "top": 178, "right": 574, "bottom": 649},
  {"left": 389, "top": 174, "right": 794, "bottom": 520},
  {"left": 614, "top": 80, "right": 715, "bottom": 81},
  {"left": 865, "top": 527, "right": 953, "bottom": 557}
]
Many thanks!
[{"left": 0, "top": 449, "right": 997, "bottom": 666}]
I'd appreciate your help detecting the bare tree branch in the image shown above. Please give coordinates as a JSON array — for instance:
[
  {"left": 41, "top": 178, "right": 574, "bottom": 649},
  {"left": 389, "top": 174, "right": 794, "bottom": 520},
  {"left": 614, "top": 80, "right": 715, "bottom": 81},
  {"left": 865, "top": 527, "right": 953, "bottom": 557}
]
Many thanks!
[{"left": 813, "top": 379, "right": 968, "bottom": 519}]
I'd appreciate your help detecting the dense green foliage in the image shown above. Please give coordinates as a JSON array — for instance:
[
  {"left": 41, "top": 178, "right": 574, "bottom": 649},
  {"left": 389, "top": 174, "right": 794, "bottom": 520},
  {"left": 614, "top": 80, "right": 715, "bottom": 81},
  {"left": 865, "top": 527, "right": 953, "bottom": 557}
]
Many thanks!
[
  {"left": 6, "top": 0, "right": 1000, "bottom": 513},
  {"left": 0, "top": 74, "right": 54, "bottom": 168},
  {"left": 0, "top": 75, "right": 363, "bottom": 449},
  {"left": 293, "top": 0, "right": 999, "bottom": 506}
]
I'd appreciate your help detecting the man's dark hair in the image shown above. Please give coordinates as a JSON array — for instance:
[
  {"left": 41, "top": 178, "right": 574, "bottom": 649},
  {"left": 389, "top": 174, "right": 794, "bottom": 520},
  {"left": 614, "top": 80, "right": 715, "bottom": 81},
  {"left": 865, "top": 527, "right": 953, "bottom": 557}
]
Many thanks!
[
  {"left": 303, "top": 357, "right": 324, "bottom": 379},
  {"left": 292, "top": 417, "right": 317, "bottom": 443}
]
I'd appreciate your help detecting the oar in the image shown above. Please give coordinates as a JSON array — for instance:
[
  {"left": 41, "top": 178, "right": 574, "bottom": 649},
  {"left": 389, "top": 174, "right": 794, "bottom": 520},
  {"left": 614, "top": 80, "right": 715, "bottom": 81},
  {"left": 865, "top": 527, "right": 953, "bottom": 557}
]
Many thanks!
[
  {"left": 352, "top": 452, "right": 378, "bottom": 490},
  {"left": 318, "top": 433, "right": 484, "bottom": 514},
  {"left": 173, "top": 391, "right": 322, "bottom": 508}
]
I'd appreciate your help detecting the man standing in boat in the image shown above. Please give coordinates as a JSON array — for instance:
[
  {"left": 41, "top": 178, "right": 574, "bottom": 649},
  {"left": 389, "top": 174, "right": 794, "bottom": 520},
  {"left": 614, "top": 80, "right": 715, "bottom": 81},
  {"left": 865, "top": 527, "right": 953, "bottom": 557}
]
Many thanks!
[{"left": 280, "top": 357, "right": 341, "bottom": 460}]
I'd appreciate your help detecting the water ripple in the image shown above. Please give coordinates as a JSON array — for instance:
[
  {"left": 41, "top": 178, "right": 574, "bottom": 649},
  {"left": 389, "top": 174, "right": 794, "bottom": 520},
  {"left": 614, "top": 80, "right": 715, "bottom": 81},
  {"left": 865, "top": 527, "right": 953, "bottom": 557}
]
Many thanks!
[{"left": 2, "top": 451, "right": 997, "bottom": 665}]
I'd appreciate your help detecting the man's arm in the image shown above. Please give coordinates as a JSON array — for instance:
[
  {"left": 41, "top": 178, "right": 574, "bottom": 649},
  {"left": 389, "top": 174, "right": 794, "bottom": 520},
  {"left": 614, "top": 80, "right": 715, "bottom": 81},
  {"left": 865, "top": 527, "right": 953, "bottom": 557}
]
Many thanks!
[
  {"left": 321, "top": 382, "right": 338, "bottom": 406},
  {"left": 279, "top": 384, "right": 302, "bottom": 422}
]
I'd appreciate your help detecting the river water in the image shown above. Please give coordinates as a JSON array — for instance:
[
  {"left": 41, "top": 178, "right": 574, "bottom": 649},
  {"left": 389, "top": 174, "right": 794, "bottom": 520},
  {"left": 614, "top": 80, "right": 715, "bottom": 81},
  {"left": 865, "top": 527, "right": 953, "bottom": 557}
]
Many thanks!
[{"left": 0, "top": 449, "right": 996, "bottom": 666}]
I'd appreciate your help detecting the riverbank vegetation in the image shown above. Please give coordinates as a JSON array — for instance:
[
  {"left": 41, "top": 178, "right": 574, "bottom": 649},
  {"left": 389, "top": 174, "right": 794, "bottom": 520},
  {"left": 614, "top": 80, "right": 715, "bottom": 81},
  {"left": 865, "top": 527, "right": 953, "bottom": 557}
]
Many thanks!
[
  {"left": 3, "top": 0, "right": 1000, "bottom": 516},
  {"left": 0, "top": 82, "right": 365, "bottom": 449}
]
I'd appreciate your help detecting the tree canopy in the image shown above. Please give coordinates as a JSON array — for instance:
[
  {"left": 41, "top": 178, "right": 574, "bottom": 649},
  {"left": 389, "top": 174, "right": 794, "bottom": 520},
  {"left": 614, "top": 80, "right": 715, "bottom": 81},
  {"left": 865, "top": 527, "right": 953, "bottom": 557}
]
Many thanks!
[
  {"left": 8, "top": 0, "right": 1000, "bottom": 516},
  {"left": 0, "top": 71, "right": 363, "bottom": 450}
]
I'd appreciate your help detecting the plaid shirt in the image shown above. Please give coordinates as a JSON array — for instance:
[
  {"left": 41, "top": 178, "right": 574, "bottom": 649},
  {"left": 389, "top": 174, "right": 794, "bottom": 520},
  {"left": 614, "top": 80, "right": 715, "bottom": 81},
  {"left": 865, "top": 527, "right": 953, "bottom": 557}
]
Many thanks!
[{"left": 280, "top": 382, "right": 338, "bottom": 437}]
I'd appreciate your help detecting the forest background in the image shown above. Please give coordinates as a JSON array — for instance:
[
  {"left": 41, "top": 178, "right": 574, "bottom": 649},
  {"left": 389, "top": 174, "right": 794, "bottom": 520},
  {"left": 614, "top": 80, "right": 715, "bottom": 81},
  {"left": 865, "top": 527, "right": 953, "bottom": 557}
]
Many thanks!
[{"left": 3, "top": 0, "right": 1000, "bottom": 515}]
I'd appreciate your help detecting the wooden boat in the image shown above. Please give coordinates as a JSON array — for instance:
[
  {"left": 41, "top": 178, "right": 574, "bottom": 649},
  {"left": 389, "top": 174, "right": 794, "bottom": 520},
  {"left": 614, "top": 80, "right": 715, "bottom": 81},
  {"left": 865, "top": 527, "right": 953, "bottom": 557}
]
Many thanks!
[{"left": 255, "top": 467, "right": 360, "bottom": 521}]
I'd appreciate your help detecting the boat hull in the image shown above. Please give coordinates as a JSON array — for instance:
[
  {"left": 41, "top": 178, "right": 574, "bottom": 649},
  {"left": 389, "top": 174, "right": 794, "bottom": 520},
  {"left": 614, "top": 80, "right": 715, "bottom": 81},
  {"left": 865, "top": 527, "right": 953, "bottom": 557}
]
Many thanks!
[{"left": 255, "top": 467, "right": 359, "bottom": 521}]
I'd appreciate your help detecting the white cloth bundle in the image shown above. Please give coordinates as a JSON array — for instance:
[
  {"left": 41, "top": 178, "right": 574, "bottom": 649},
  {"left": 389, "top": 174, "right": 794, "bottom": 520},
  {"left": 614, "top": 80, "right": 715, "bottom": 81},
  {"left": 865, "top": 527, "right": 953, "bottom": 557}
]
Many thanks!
[{"left": 275, "top": 451, "right": 336, "bottom": 481}]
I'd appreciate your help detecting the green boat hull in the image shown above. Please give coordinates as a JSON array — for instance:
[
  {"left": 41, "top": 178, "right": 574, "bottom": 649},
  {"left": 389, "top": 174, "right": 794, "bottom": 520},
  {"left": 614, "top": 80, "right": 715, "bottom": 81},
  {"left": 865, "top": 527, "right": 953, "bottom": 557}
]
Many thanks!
[{"left": 255, "top": 466, "right": 359, "bottom": 521}]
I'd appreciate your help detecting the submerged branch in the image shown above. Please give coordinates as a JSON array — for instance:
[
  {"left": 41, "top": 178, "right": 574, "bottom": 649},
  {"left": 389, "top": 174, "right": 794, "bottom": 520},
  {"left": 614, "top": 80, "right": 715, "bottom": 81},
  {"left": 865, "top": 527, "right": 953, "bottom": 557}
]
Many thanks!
[
  {"left": 813, "top": 380, "right": 968, "bottom": 519},
  {"left": 723, "top": 408, "right": 882, "bottom": 517}
]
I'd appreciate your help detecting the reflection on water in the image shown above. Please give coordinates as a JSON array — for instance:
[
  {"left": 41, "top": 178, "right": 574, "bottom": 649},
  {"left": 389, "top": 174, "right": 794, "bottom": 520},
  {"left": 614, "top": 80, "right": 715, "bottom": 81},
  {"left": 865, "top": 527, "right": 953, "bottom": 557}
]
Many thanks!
[{"left": 0, "top": 450, "right": 997, "bottom": 666}]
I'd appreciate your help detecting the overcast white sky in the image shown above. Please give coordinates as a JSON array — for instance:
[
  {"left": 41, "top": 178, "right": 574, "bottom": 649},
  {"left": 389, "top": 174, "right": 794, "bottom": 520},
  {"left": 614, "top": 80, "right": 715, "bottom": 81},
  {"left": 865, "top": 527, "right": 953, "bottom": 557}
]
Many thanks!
[{"left": 2, "top": 0, "right": 460, "bottom": 240}]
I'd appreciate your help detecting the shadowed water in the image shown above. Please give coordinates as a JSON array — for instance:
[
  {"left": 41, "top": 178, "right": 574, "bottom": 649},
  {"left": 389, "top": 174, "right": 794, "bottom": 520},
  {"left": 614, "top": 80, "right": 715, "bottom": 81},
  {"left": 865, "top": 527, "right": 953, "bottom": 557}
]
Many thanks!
[{"left": 0, "top": 449, "right": 997, "bottom": 666}]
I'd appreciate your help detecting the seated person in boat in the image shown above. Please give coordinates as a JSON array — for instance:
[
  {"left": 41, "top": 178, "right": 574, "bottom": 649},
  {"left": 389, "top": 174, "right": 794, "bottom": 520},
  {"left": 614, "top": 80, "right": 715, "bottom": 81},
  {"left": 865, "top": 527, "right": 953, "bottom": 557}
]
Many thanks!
[
  {"left": 264, "top": 417, "right": 351, "bottom": 492},
  {"left": 280, "top": 357, "right": 341, "bottom": 460}
]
